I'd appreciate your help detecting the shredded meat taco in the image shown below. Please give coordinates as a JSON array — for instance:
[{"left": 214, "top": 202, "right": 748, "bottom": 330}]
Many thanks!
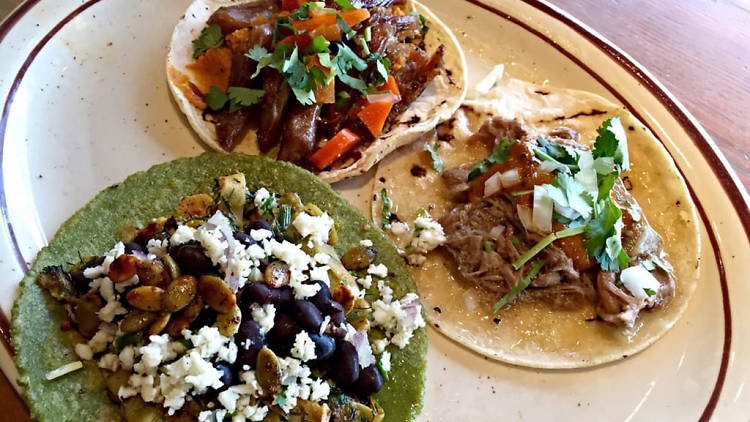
[
  {"left": 372, "top": 68, "right": 701, "bottom": 368},
  {"left": 167, "top": 0, "right": 466, "bottom": 182}
]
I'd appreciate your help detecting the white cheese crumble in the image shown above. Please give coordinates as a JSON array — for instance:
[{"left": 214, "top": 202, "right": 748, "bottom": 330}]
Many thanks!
[
  {"left": 289, "top": 279, "right": 321, "bottom": 299},
  {"left": 359, "top": 239, "right": 373, "bottom": 247},
  {"left": 380, "top": 351, "right": 392, "bottom": 372},
  {"left": 146, "top": 238, "right": 169, "bottom": 257},
  {"left": 250, "top": 303, "right": 276, "bottom": 335},
  {"left": 372, "top": 293, "right": 425, "bottom": 349},
  {"left": 292, "top": 212, "right": 334, "bottom": 244},
  {"left": 75, "top": 343, "right": 93, "bottom": 360},
  {"left": 389, "top": 221, "right": 410, "bottom": 235},
  {"left": 309, "top": 265, "right": 330, "bottom": 285},
  {"left": 367, "top": 263, "right": 389, "bottom": 278},
  {"left": 98, "top": 353, "right": 120, "bottom": 372},
  {"left": 291, "top": 331, "right": 317, "bottom": 362},
  {"left": 253, "top": 188, "right": 272, "bottom": 208},
  {"left": 250, "top": 229, "right": 273, "bottom": 241},
  {"left": 170, "top": 225, "right": 196, "bottom": 245}
]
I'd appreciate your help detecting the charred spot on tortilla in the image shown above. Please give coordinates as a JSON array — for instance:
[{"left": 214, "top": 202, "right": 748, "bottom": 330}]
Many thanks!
[{"left": 534, "top": 89, "right": 550, "bottom": 96}]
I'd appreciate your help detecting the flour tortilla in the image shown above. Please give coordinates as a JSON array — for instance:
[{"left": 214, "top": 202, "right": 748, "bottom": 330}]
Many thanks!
[
  {"left": 372, "top": 69, "right": 701, "bottom": 368},
  {"left": 166, "top": 0, "right": 467, "bottom": 183},
  {"left": 12, "top": 153, "right": 427, "bottom": 421}
]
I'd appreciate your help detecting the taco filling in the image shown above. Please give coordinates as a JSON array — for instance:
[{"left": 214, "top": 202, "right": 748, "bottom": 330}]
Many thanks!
[
  {"left": 35, "top": 172, "right": 424, "bottom": 421},
  {"left": 387, "top": 116, "right": 676, "bottom": 328},
  {"left": 183, "top": 0, "right": 444, "bottom": 171}
]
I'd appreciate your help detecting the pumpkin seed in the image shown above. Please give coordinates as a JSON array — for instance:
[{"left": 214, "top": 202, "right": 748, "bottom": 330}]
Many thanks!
[
  {"left": 215, "top": 304, "right": 242, "bottom": 337},
  {"left": 288, "top": 401, "right": 331, "bottom": 422},
  {"left": 75, "top": 293, "right": 104, "bottom": 338},
  {"left": 109, "top": 254, "right": 139, "bottom": 283},
  {"left": 137, "top": 260, "right": 170, "bottom": 287},
  {"left": 148, "top": 312, "right": 171, "bottom": 335},
  {"left": 120, "top": 309, "right": 158, "bottom": 333},
  {"left": 105, "top": 369, "right": 132, "bottom": 401},
  {"left": 332, "top": 285, "right": 356, "bottom": 312},
  {"left": 133, "top": 217, "right": 167, "bottom": 245},
  {"left": 181, "top": 296, "right": 204, "bottom": 320},
  {"left": 198, "top": 275, "right": 236, "bottom": 313},
  {"left": 264, "top": 261, "right": 290, "bottom": 288},
  {"left": 126, "top": 286, "right": 165, "bottom": 311},
  {"left": 255, "top": 347, "right": 282, "bottom": 394},
  {"left": 161, "top": 254, "right": 181, "bottom": 280},
  {"left": 341, "top": 245, "right": 376, "bottom": 270},
  {"left": 176, "top": 193, "right": 214, "bottom": 219},
  {"left": 163, "top": 275, "right": 197, "bottom": 312},
  {"left": 165, "top": 315, "right": 192, "bottom": 338}
]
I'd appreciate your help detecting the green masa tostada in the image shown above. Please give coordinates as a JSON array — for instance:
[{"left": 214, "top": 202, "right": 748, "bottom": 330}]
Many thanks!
[{"left": 12, "top": 153, "right": 427, "bottom": 421}]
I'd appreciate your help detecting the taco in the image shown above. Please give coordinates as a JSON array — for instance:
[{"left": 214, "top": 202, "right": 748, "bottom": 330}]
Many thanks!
[
  {"left": 166, "top": 0, "right": 467, "bottom": 183},
  {"left": 12, "top": 153, "right": 427, "bottom": 421},
  {"left": 371, "top": 68, "right": 701, "bottom": 368}
]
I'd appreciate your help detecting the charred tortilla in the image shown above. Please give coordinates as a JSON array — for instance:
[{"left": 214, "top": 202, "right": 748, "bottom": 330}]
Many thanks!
[
  {"left": 372, "top": 70, "right": 701, "bottom": 368},
  {"left": 12, "top": 153, "right": 426, "bottom": 420},
  {"left": 166, "top": 0, "right": 467, "bottom": 183}
]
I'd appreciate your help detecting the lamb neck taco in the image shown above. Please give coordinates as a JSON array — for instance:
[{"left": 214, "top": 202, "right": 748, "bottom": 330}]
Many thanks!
[
  {"left": 372, "top": 70, "right": 700, "bottom": 368},
  {"left": 13, "top": 154, "right": 427, "bottom": 421},
  {"left": 167, "top": 0, "right": 467, "bottom": 182}
]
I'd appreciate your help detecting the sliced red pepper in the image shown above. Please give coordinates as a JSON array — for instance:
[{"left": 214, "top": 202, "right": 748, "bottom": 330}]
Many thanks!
[
  {"left": 357, "top": 101, "right": 393, "bottom": 138},
  {"left": 292, "top": 9, "right": 370, "bottom": 32},
  {"left": 309, "top": 128, "right": 360, "bottom": 169},
  {"left": 377, "top": 74, "right": 401, "bottom": 97}
]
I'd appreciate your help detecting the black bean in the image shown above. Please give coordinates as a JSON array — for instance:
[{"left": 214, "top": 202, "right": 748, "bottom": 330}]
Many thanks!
[
  {"left": 215, "top": 363, "right": 234, "bottom": 388},
  {"left": 233, "top": 232, "right": 256, "bottom": 248},
  {"left": 124, "top": 242, "right": 145, "bottom": 255},
  {"left": 295, "top": 300, "right": 323, "bottom": 332},
  {"left": 242, "top": 282, "right": 273, "bottom": 305},
  {"left": 326, "top": 325, "right": 348, "bottom": 339},
  {"left": 310, "top": 281, "right": 332, "bottom": 311},
  {"left": 169, "top": 242, "right": 213, "bottom": 275},
  {"left": 326, "top": 300, "right": 345, "bottom": 317},
  {"left": 235, "top": 320, "right": 265, "bottom": 369},
  {"left": 331, "top": 341, "right": 359, "bottom": 385},
  {"left": 268, "top": 313, "right": 299, "bottom": 346},
  {"left": 351, "top": 365, "right": 383, "bottom": 397},
  {"left": 270, "top": 286, "right": 294, "bottom": 309},
  {"left": 248, "top": 220, "right": 273, "bottom": 233},
  {"left": 308, "top": 333, "right": 335, "bottom": 360}
]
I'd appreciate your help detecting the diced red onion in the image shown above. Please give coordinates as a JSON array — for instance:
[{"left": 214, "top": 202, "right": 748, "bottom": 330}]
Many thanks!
[
  {"left": 129, "top": 249, "right": 150, "bottom": 261},
  {"left": 351, "top": 331, "right": 375, "bottom": 368}
]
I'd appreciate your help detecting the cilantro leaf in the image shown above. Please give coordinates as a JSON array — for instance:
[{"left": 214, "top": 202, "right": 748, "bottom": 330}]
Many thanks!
[
  {"left": 593, "top": 117, "right": 630, "bottom": 171},
  {"left": 368, "top": 53, "right": 391, "bottom": 85},
  {"left": 536, "top": 137, "right": 578, "bottom": 165},
  {"left": 409, "top": 12, "right": 429, "bottom": 35},
  {"left": 332, "top": 42, "right": 368, "bottom": 94},
  {"left": 380, "top": 188, "right": 392, "bottom": 230},
  {"left": 291, "top": 2, "right": 325, "bottom": 20},
  {"left": 596, "top": 171, "right": 618, "bottom": 202},
  {"left": 643, "top": 288, "right": 656, "bottom": 297},
  {"left": 192, "top": 24, "right": 224, "bottom": 59},
  {"left": 336, "top": 14, "right": 356, "bottom": 39},
  {"left": 205, "top": 85, "right": 229, "bottom": 111},
  {"left": 336, "top": 91, "right": 351, "bottom": 110},
  {"left": 334, "top": 0, "right": 355, "bottom": 10},
  {"left": 552, "top": 172, "right": 593, "bottom": 219},
  {"left": 305, "top": 35, "right": 331, "bottom": 54},
  {"left": 425, "top": 142, "right": 443, "bottom": 173},
  {"left": 227, "top": 87, "right": 265, "bottom": 111},
  {"left": 584, "top": 197, "right": 629, "bottom": 272},
  {"left": 467, "top": 138, "right": 515, "bottom": 181}
]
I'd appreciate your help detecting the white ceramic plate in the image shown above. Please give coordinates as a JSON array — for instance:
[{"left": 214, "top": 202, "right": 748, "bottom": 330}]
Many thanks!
[{"left": 0, "top": 0, "right": 748, "bottom": 420}]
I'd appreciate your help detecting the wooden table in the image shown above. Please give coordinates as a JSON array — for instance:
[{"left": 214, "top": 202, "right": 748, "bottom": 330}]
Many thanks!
[{"left": 0, "top": 1, "right": 748, "bottom": 420}]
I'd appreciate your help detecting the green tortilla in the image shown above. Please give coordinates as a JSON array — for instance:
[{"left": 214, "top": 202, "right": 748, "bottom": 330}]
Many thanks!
[{"left": 12, "top": 153, "right": 427, "bottom": 421}]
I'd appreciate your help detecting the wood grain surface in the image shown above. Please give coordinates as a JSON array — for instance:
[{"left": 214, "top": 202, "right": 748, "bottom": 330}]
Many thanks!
[{"left": 0, "top": 1, "right": 747, "bottom": 421}]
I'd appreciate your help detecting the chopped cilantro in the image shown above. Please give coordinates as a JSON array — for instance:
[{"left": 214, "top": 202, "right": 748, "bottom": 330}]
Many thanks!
[
  {"left": 511, "top": 235, "right": 521, "bottom": 248},
  {"left": 368, "top": 53, "right": 391, "bottom": 85},
  {"left": 115, "top": 332, "right": 142, "bottom": 353},
  {"left": 192, "top": 24, "right": 224, "bottom": 59},
  {"left": 336, "top": 91, "right": 351, "bottom": 110},
  {"left": 336, "top": 14, "right": 356, "bottom": 40},
  {"left": 291, "top": 2, "right": 325, "bottom": 20},
  {"left": 425, "top": 142, "right": 443, "bottom": 173},
  {"left": 643, "top": 288, "right": 656, "bottom": 297},
  {"left": 596, "top": 171, "right": 618, "bottom": 202},
  {"left": 377, "top": 360, "right": 390, "bottom": 381},
  {"left": 380, "top": 188, "right": 392, "bottom": 230},
  {"left": 305, "top": 35, "right": 331, "bottom": 54},
  {"left": 334, "top": 0, "right": 355, "bottom": 10},
  {"left": 332, "top": 42, "right": 368, "bottom": 94},
  {"left": 205, "top": 85, "right": 229, "bottom": 111},
  {"left": 468, "top": 138, "right": 515, "bottom": 181},
  {"left": 483, "top": 241, "right": 494, "bottom": 253},
  {"left": 227, "top": 87, "right": 265, "bottom": 112},
  {"left": 178, "top": 338, "right": 194, "bottom": 350},
  {"left": 409, "top": 11, "right": 429, "bottom": 35},
  {"left": 260, "top": 195, "right": 276, "bottom": 217},
  {"left": 493, "top": 260, "right": 545, "bottom": 313},
  {"left": 584, "top": 197, "right": 629, "bottom": 272},
  {"left": 276, "top": 204, "right": 292, "bottom": 233},
  {"left": 513, "top": 225, "right": 586, "bottom": 269},
  {"left": 593, "top": 117, "right": 630, "bottom": 171}
]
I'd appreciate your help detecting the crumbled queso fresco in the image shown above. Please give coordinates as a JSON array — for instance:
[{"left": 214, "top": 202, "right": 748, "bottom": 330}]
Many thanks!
[
  {"left": 387, "top": 213, "right": 447, "bottom": 265},
  {"left": 38, "top": 175, "right": 425, "bottom": 420}
]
